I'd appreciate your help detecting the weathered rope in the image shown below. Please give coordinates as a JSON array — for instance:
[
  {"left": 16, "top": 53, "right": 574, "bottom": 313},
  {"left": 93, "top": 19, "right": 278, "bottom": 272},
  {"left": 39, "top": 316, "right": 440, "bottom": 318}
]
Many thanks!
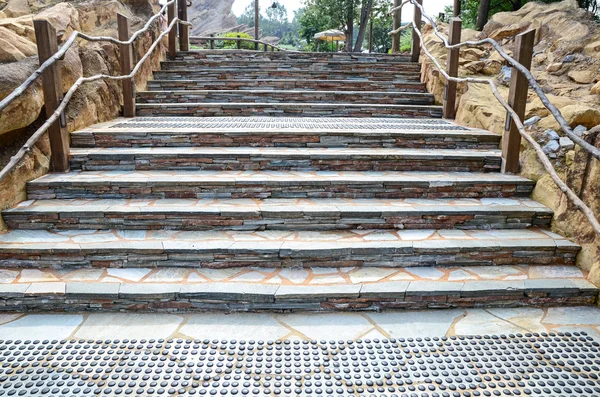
[
  {"left": 398, "top": 0, "right": 600, "bottom": 238},
  {"left": 0, "top": 0, "right": 177, "bottom": 113},
  {"left": 0, "top": 17, "right": 181, "bottom": 183}
]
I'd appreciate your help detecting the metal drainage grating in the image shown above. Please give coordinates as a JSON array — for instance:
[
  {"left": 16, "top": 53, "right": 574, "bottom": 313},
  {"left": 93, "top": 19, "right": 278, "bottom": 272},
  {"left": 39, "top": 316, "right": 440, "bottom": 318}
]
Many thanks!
[
  {"left": 1, "top": 333, "right": 599, "bottom": 396},
  {"left": 110, "top": 117, "right": 465, "bottom": 131}
]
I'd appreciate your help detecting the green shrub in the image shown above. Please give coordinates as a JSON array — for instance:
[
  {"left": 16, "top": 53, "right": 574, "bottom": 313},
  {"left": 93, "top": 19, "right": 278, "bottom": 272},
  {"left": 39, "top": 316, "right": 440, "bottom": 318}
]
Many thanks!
[{"left": 220, "top": 32, "right": 255, "bottom": 50}]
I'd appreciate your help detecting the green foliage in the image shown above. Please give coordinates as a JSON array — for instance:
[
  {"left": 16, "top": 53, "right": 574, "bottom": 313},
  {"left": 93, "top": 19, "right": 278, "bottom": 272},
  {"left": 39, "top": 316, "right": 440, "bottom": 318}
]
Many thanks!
[
  {"left": 400, "top": 29, "right": 412, "bottom": 52},
  {"left": 220, "top": 32, "right": 255, "bottom": 50},
  {"left": 236, "top": 1, "right": 303, "bottom": 49},
  {"left": 365, "top": 0, "right": 392, "bottom": 53},
  {"left": 299, "top": 0, "right": 358, "bottom": 47}
]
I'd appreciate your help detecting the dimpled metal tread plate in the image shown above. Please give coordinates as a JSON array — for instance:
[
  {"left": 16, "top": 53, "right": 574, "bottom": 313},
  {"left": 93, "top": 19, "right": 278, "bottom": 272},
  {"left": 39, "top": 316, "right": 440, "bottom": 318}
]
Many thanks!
[
  {"left": 1, "top": 333, "right": 599, "bottom": 397},
  {"left": 109, "top": 117, "right": 464, "bottom": 131}
]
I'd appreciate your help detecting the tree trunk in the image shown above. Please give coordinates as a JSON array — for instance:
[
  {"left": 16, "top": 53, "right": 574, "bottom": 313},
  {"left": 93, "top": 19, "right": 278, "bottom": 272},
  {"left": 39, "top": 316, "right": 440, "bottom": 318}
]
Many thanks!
[
  {"left": 353, "top": 0, "right": 373, "bottom": 53},
  {"left": 346, "top": 12, "right": 354, "bottom": 52},
  {"left": 476, "top": 0, "right": 491, "bottom": 31}
]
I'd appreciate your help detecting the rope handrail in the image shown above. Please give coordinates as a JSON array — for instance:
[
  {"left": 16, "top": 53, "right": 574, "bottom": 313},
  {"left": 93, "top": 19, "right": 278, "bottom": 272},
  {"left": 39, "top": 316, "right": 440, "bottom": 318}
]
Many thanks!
[
  {"left": 189, "top": 36, "right": 290, "bottom": 52},
  {"left": 0, "top": 0, "right": 177, "bottom": 114},
  {"left": 0, "top": 17, "right": 183, "bottom": 184},
  {"left": 391, "top": 0, "right": 600, "bottom": 239},
  {"left": 389, "top": 0, "right": 600, "bottom": 161}
]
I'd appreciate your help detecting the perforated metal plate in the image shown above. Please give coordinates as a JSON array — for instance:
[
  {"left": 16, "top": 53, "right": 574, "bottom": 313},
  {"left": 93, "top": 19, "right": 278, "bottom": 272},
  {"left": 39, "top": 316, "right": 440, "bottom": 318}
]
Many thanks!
[
  {"left": 1, "top": 333, "right": 599, "bottom": 396},
  {"left": 110, "top": 117, "right": 466, "bottom": 131}
]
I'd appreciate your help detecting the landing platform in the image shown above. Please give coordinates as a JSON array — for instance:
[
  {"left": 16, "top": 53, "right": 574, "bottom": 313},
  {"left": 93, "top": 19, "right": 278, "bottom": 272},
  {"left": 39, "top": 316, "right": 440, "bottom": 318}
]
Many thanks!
[{"left": 0, "top": 309, "right": 599, "bottom": 396}]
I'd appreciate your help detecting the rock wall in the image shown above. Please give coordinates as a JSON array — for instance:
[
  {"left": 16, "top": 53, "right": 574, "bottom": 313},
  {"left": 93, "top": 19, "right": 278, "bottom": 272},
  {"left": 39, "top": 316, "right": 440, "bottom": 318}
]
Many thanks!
[
  {"left": 188, "top": 0, "right": 237, "bottom": 36},
  {"left": 420, "top": 0, "right": 600, "bottom": 287},
  {"left": 0, "top": 0, "right": 167, "bottom": 228}
]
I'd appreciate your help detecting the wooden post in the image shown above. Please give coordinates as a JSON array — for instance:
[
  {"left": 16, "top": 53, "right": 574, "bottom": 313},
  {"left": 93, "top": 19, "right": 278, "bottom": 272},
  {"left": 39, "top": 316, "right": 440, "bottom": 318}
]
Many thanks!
[
  {"left": 178, "top": 0, "right": 189, "bottom": 51},
  {"left": 453, "top": 0, "right": 461, "bottom": 16},
  {"left": 33, "top": 19, "right": 69, "bottom": 172},
  {"left": 502, "top": 29, "right": 535, "bottom": 174},
  {"left": 117, "top": 14, "right": 135, "bottom": 118},
  {"left": 210, "top": 34, "right": 214, "bottom": 49},
  {"left": 264, "top": 43, "right": 268, "bottom": 51},
  {"left": 391, "top": 0, "right": 401, "bottom": 53},
  {"left": 167, "top": 2, "right": 176, "bottom": 58},
  {"left": 336, "top": 40, "right": 339, "bottom": 52},
  {"left": 443, "top": 17, "right": 461, "bottom": 119},
  {"left": 254, "top": 0, "right": 259, "bottom": 50},
  {"left": 237, "top": 35, "right": 242, "bottom": 49},
  {"left": 411, "top": 0, "right": 422, "bottom": 62}
]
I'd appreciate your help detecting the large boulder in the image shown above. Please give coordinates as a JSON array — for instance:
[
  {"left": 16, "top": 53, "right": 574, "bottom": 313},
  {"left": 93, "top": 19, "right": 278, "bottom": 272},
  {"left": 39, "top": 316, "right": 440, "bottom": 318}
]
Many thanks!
[
  {"left": 189, "top": 0, "right": 237, "bottom": 36},
  {"left": 0, "top": 0, "right": 31, "bottom": 18},
  {"left": 0, "top": 26, "right": 36, "bottom": 62},
  {"left": 33, "top": 2, "right": 80, "bottom": 43}
]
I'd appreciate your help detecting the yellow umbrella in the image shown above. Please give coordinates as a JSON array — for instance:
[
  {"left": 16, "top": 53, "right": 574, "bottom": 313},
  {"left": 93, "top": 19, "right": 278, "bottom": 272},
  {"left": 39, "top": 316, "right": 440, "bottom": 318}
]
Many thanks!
[{"left": 314, "top": 30, "right": 345, "bottom": 52}]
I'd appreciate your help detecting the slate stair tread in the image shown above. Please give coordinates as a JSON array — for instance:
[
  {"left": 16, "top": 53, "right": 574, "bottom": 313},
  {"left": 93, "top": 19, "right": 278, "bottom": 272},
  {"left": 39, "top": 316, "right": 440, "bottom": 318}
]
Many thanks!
[{"left": 0, "top": 265, "right": 595, "bottom": 311}]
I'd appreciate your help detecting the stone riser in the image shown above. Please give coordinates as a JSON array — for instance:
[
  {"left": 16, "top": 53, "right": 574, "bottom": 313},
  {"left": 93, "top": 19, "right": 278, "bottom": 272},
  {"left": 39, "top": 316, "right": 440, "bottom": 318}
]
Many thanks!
[
  {"left": 161, "top": 61, "right": 422, "bottom": 72},
  {"left": 135, "top": 104, "right": 443, "bottom": 119},
  {"left": 0, "top": 247, "right": 578, "bottom": 269},
  {"left": 69, "top": 156, "right": 501, "bottom": 173},
  {"left": 27, "top": 182, "right": 533, "bottom": 200},
  {"left": 147, "top": 80, "right": 428, "bottom": 92},
  {"left": 70, "top": 132, "right": 500, "bottom": 149},
  {"left": 175, "top": 51, "right": 412, "bottom": 62},
  {"left": 135, "top": 91, "right": 435, "bottom": 106},
  {"left": 3, "top": 211, "right": 550, "bottom": 231},
  {"left": 153, "top": 70, "right": 422, "bottom": 82},
  {"left": 0, "top": 295, "right": 594, "bottom": 313}
]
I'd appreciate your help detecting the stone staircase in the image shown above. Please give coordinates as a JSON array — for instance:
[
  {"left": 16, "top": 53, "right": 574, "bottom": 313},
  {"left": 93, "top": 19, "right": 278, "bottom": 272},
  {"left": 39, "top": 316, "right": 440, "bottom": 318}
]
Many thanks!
[{"left": 0, "top": 50, "right": 597, "bottom": 312}]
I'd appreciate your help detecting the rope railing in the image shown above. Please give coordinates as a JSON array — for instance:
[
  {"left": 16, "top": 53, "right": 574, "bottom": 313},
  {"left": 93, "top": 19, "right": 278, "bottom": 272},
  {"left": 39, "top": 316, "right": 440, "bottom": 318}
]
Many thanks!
[
  {"left": 0, "top": 0, "right": 177, "bottom": 114},
  {"left": 390, "top": 0, "right": 600, "bottom": 238},
  {"left": 0, "top": 12, "right": 187, "bottom": 183}
]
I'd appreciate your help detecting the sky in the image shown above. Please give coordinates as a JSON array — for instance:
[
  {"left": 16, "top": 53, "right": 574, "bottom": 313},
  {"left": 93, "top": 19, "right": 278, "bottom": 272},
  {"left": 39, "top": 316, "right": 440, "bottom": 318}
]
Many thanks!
[{"left": 231, "top": 0, "right": 454, "bottom": 22}]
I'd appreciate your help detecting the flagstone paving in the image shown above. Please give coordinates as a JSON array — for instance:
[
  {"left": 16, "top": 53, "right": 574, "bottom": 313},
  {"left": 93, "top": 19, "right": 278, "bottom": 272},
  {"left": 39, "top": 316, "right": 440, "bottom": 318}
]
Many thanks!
[{"left": 1, "top": 307, "right": 599, "bottom": 340}]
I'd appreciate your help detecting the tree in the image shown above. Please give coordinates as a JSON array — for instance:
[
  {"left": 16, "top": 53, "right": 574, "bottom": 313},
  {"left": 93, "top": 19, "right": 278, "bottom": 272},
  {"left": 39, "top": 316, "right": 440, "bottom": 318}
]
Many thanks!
[
  {"left": 354, "top": 0, "right": 374, "bottom": 52},
  {"left": 476, "top": 0, "right": 491, "bottom": 30},
  {"left": 299, "top": 0, "right": 359, "bottom": 52}
]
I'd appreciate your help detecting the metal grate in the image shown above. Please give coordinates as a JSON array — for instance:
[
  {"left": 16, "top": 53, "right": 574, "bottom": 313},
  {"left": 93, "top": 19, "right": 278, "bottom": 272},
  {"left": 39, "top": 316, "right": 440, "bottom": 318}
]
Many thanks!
[
  {"left": 0, "top": 333, "right": 599, "bottom": 396},
  {"left": 110, "top": 117, "right": 466, "bottom": 131}
]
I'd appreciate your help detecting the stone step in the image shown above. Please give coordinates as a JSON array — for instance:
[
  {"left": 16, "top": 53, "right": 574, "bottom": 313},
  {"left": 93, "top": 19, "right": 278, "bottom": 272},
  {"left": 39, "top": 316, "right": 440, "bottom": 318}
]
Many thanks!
[
  {"left": 3, "top": 197, "right": 552, "bottom": 231},
  {"left": 136, "top": 90, "right": 435, "bottom": 106},
  {"left": 71, "top": 117, "right": 500, "bottom": 149},
  {"left": 175, "top": 50, "right": 413, "bottom": 62},
  {"left": 68, "top": 147, "right": 502, "bottom": 172},
  {"left": 26, "top": 170, "right": 535, "bottom": 200},
  {"left": 0, "top": 228, "right": 580, "bottom": 269},
  {"left": 147, "top": 79, "right": 428, "bottom": 92},
  {"left": 0, "top": 265, "right": 595, "bottom": 311},
  {"left": 135, "top": 102, "right": 444, "bottom": 119},
  {"left": 161, "top": 59, "right": 422, "bottom": 72},
  {"left": 153, "top": 69, "right": 421, "bottom": 82}
]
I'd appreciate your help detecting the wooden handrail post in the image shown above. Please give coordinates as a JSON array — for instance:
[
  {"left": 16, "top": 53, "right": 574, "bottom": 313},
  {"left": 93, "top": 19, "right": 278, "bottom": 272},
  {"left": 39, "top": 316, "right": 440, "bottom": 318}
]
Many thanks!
[
  {"left": 254, "top": 0, "right": 260, "bottom": 50},
  {"left": 502, "top": 29, "right": 535, "bottom": 174},
  {"left": 411, "top": 0, "right": 422, "bottom": 62},
  {"left": 391, "top": 0, "right": 401, "bottom": 53},
  {"left": 264, "top": 43, "right": 267, "bottom": 51},
  {"left": 178, "top": 0, "right": 189, "bottom": 51},
  {"left": 443, "top": 17, "right": 461, "bottom": 119},
  {"left": 237, "top": 35, "right": 242, "bottom": 49},
  {"left": 209, "top": 34, "right": 214, "bottom": 49},
  {"left": 453, "top": 0, "right": 461, "bottom": 16},
  {"left": 33, "top": 19, "right": 69, "bottom": 172},
  {"left": 167, "top": 1, "right": 176, "bottom": 59},
  {"left": 117, "top": 13, "right": 135, "bottom": 118}
]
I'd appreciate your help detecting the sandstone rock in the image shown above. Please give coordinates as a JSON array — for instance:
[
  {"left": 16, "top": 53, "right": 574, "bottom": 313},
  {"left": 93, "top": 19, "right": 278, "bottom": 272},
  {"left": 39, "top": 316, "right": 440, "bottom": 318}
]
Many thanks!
[
  {"left": 0, "top": 16, "right": 36, "bottom": 41},
  {"left": 546, "top": 63, "right": 563, "bottom": 73},
  {"left": 462, "top": 60, "right": 485, "bottom": 74},
  {"left": 455, "top": 83, "right": 508, "bottom": 135},
  {"left": 77, "top": 0, "right": 129, "bottom": 33},
  {"left": 534, "top": 53, "right": 547, "bottom": 65},
  {"left": 568, "top": 70, "right": 596, "bottom": 84},
  {"left": 590, "top": 81, "right": 600, "bottom": 94},
  {"left": 34, "top": 2, "right": 80, "bottom": 44},
  {"left": 482, "top": 59, "right": 502, "bottom": 76},
  {"left": 0, "top": 26, "right": 36, "bottom": 62},
  {"left": 1, "top": 0, "right": 30, "bottom": 18},
  {"left": 540, "top": 104, "right": 600, "bottom": 130},
  {"left": 461, "top": 48, "right": 485, "bottom": 61},
  {"left": 189, "top": 0, "right": 237, "bottom": 36},
  {"left": 584, "top": 40, "right": 600, "bottom": 57}
]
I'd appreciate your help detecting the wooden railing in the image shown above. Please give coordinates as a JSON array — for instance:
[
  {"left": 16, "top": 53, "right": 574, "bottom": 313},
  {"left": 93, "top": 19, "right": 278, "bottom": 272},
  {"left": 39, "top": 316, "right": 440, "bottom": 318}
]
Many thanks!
[
  {"left": 391, "top": 0, "right": 600, "bottom": 238},
  {"left": 190, "top": 36, "right": 285, "bottom": 52},
  {"left": 0, "top": 0, "right": 190, "bottom": 181}
]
